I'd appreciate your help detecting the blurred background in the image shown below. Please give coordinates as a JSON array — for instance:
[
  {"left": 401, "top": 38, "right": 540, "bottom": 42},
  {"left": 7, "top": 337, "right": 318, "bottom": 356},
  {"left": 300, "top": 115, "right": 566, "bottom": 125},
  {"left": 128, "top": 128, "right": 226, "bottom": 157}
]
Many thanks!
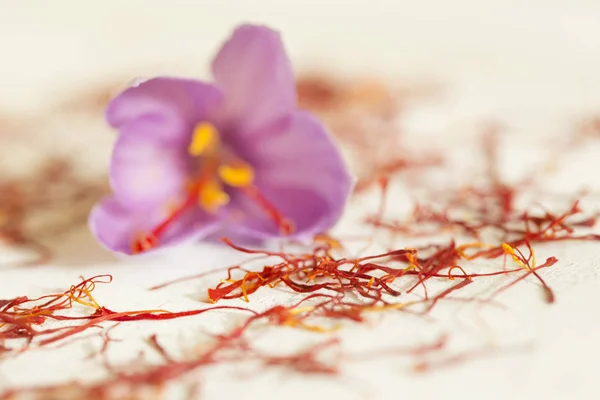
[
  {"left": 3, "top": 0, "right": 600, "bottom": 159},
  {"left": 3, "top": 1, "right": 600, "bottom": 109}
]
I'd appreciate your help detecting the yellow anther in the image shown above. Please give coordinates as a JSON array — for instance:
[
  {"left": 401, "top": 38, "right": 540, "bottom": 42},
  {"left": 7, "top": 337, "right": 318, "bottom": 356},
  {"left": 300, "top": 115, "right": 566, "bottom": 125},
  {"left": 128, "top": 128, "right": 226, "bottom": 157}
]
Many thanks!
[
  {"left": 188, "top": 122, "right": 219, "bottom": 156},
  {"left": 218, "top": 164, "right": 255, "bottom": 187},
  {"left": 198, "top": 180, "right": 230, "bottom": 212}
]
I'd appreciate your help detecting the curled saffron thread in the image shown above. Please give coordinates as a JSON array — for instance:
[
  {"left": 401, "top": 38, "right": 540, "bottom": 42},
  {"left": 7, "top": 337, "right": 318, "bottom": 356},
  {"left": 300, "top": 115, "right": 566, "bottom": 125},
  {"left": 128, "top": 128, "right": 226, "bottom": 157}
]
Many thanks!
[
  {"left": 447, "top": 265, "right": 468, "bottom": 280},
  {"left": 0, "top": 275, "right": 113, "bottom": 351}
]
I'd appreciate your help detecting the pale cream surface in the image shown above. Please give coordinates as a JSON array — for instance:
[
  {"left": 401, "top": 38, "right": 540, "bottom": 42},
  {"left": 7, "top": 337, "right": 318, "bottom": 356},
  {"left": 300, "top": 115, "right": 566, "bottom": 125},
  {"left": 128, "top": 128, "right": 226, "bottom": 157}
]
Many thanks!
[{"left": 1, "top": 1, "right": 600, "bottom": 399}]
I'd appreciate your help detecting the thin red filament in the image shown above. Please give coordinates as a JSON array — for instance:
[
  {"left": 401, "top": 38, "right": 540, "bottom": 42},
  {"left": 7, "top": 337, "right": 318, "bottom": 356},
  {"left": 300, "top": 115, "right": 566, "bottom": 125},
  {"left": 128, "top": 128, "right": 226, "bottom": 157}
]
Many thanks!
[{"left": 240, "top": 185, "right": 294, "bottom": 235}]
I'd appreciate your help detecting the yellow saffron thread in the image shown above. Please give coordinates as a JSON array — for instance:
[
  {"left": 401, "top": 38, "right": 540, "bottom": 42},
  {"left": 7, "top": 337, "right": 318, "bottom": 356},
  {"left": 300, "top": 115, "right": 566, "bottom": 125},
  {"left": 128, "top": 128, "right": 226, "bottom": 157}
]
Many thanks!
[{"left": 501, "top": 243, "right": 534, "bottom": 270}]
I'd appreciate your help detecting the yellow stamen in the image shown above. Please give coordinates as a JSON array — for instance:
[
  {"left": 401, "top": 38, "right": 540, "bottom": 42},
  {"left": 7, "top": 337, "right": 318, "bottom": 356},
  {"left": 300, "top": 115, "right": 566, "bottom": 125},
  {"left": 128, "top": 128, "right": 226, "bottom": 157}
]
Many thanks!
[
  {"left": 188, "top": 122, "right": 219, "bottom": 156},
  {"left": 218, "top": 164, "right": 255, "bottom": 187},
  {"left": 198, "top": 180, "right": 230, "bottom": 212}
]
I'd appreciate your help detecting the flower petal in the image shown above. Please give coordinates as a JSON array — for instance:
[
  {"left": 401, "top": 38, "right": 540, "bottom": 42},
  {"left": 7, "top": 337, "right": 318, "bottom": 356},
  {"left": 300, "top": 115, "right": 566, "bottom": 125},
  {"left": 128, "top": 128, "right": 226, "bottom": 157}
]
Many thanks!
[
  {"left": 106, "top": 77, "right": 223, "bottom": 146},
  {"left": 212, "top": 24, "right": 296, "bottom": 132},
  {"left": 89, "top": 196, "right": 219, "bottom": 255},
  {"left": 226, "top": 111, "right": 353, "bottom": 239},
  {"left": 106, "top": 78, "right": 222, "bottom": 209},
  {"left": 109, "top": 125, "right": 192, "bottom": 210}
]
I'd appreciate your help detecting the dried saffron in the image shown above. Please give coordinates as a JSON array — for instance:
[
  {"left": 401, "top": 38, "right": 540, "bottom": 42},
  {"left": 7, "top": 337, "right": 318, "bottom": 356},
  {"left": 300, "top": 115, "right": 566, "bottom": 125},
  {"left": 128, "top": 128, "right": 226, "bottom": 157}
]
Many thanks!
[{"left": 0, "top": 158, "right": 107, "bottom": 266}]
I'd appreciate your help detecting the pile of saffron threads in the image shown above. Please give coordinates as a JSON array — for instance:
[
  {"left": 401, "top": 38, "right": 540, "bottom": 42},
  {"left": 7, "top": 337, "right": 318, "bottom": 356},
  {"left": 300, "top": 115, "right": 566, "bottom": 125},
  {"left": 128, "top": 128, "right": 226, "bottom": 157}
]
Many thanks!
[
  {"left": 1, "top": 185, "right": 599, "bottom": 399},
  {"left": 0, "top": 158, "right": 108, "bottom": 266},
  {"left": 2, "top": 77, "right": 600, "bottom": 398}
]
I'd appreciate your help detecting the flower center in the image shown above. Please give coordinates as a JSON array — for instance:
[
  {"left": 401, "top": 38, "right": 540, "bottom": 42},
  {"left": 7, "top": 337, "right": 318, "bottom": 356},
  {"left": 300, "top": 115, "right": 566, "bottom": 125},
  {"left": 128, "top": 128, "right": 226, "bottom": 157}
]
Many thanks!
[{"left": 131, "top": 121, "right": 293, "bottom": 254}]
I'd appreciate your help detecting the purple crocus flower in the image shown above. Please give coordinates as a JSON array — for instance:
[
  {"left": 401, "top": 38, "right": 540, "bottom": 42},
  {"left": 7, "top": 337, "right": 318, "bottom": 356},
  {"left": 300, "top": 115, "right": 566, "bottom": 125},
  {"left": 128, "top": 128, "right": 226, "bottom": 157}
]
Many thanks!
[{"left": 89, "top": 24, "right": 352, "bottom": 255}]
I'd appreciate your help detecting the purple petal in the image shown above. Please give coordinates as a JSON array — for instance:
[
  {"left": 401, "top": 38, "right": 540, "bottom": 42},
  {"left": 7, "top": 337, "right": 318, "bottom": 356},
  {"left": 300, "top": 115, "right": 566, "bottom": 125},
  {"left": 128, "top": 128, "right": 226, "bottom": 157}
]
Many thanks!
[
  {"left": 89, "top": 196, "right": 219, "bottom": 255},
  {"left": 212, "top": 24, "right": 296, "bottom": 132},
  {"left": 106, "top": 77, "right": 223, "bottom": 145},
  {"left": 106, "top": 77, "right": 222, "bottom": 209},
  {"left": 109, "top": 126, "right": 192, "bottom": 210},
  {"left": 226, "top": 111, "right": 353, "bottom": 240}
]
